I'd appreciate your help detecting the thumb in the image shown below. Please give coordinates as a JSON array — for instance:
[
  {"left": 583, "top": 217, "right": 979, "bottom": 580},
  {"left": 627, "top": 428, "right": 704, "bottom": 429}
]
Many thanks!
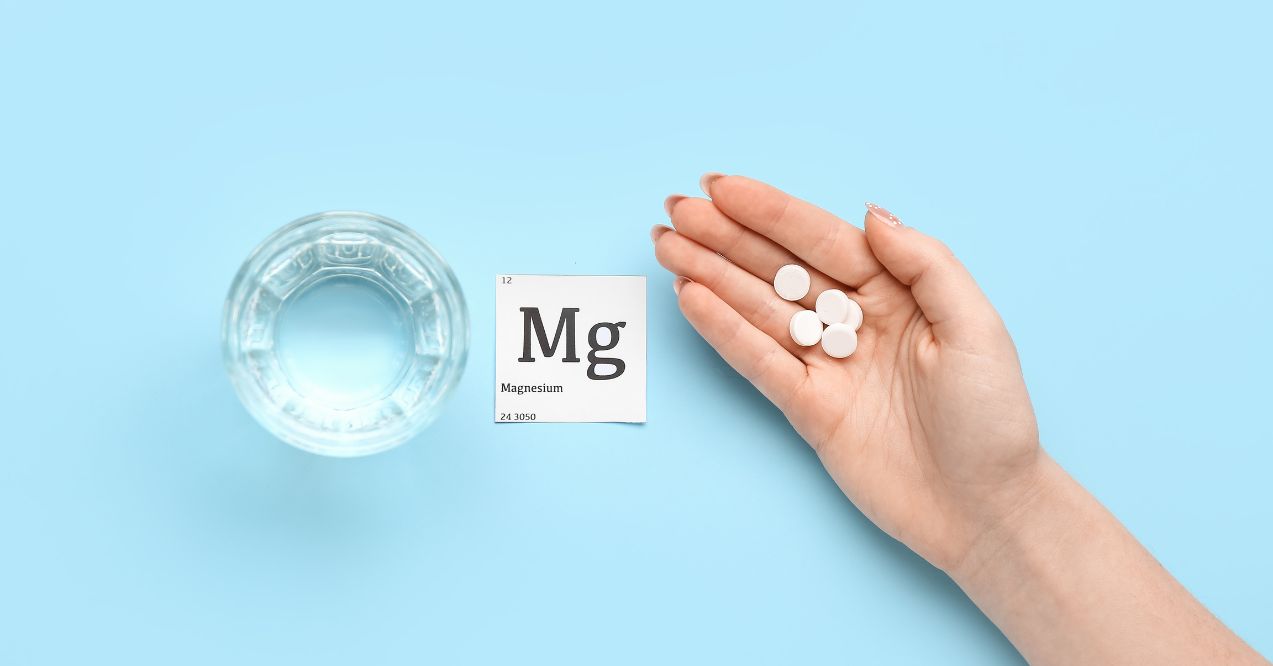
[{"left": 863, "top": 203, "right": 1003, "bottom": 348}]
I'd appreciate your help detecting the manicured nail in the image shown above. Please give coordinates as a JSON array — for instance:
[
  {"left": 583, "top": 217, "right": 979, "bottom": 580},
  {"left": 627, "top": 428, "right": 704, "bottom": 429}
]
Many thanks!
[
  {"left": 650, "top": 224, "right": 671, "bottom": 243},
  {"left": 673, "top": 276, "right": 688, "bottom": 294},
  {"left": 865, "top": 202, "right": 902, "bottom": 227},
  {"left": 663, "top": 194, "right": 687, "bottom": 218},
  {"left": 699, "top": 172, "right": 725, "bottom": 197}
]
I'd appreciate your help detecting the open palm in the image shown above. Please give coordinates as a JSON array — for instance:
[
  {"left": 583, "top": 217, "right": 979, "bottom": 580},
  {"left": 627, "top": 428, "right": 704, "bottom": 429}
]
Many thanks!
[{"left": 653, "top": 175, "right": 1041, "bottom": 571}]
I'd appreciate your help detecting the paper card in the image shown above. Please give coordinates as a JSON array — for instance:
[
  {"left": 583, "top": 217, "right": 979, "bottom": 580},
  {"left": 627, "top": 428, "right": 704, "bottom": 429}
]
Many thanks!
[{"left": 494, "top": 275, "right": 646, "bottom": 423}]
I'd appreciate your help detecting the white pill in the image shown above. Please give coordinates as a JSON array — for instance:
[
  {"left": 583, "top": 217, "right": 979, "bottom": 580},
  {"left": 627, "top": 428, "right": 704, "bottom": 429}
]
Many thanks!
[
  {"left": 773, "top": 264, "right": 810, "bottom": 301},
  {"left": 815, "top": 289, "right": 845, "bottom": 324},
  {"left": 789, "top": 309, "right": 823, "bottom": 347},
  {"left": 842, "top": 297, "right": 863, "bottom": 330},
  {"left": 814, "top": 289, "right": 864, "bottom": 329},
  {"left": 821, "top": 323, "right": 858, "bottom": 358}
]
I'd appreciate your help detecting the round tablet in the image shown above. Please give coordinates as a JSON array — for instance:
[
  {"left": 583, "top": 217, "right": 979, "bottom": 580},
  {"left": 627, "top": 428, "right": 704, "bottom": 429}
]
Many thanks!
[
  {"left": 789, "top": 309, "right": 823, "bottom": 347},
  {"left": 773, "top": 264, "right": 810, "bottom": 301},
  {"left": 815, "top": 289, "right": 864, "bottom": 329},
  {"left": 842, "top": 297, "right": 863, "bottom": 331},
  {"left": 821, "top": 323, "right": 858, "bottom": 358},
  {"left": 815, "top": 289, "right": 849, "bottom": 325}
]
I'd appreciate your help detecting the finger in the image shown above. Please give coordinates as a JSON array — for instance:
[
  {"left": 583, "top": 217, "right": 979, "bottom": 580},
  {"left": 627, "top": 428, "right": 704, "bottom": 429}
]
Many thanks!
[
  {"left": 701, "top": 175, "right": 886, "bottom": 288},
  {"left": 654, "top": 226, "right": 811, "bottom": 357},
  {"left": 666, "top": 195, "right": 845, "bottom": 310},
  {"left": 674, "top": 278, "right": 808, "bottom": 409},
  {"left": 862, "top": 204, "right": 1004, "bottom": 348}
]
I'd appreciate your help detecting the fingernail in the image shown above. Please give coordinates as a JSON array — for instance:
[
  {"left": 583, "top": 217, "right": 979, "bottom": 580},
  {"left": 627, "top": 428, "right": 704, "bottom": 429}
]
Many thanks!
[
  {"left": 865, "top": 202, "right": 902, "bottom": 227},
  {"left": 673, "top": 276, "right": 688, "bottom": 294},
  {"left": 650, "top": 224, "right": 671, "bottom": 243},
  {"left": 663, "top": 194, "right": 687, "bottom": 218},
  {"left": 699, "top": 172, "right": 725, "bottom": 197}
]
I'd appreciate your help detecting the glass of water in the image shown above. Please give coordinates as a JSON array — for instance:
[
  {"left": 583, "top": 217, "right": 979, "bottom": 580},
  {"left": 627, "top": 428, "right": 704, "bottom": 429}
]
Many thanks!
[{"left": 222, "top": 211, "right": 469, "bottom": 457}]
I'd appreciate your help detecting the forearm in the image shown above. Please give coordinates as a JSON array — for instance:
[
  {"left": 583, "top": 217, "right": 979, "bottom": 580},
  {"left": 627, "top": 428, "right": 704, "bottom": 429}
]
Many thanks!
[{"left": 950, "top": 452, "right": 1266, "bottom": 665}]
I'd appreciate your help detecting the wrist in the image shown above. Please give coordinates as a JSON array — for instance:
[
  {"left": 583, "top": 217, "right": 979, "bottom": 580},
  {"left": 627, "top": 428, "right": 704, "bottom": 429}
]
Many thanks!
[
  {"left": 941, "top": 451, "right": 1264, "bottom": 664},
  {"left": 946, "top": 450, "right": 1083, "bottom": 587}
]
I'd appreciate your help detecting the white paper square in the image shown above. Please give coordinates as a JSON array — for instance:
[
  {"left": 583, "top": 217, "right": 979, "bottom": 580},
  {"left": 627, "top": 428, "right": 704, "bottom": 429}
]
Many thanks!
[{"left": 494, "top": 275, "right": 646, "bottom": 423}]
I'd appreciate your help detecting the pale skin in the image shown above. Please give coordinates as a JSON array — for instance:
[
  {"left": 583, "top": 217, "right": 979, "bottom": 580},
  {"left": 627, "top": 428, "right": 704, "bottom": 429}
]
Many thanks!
[{"left": 652, "top": 174, "right": 1268, "bottom": 665}]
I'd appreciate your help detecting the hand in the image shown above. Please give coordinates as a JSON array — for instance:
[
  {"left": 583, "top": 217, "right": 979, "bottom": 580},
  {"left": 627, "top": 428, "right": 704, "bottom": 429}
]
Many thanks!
[
  {"left": 654, "top": 175, "right": 1268, "bottom": 664},
  {"left": 652, "top": 174, "right": 1042, "bottom": 572}
]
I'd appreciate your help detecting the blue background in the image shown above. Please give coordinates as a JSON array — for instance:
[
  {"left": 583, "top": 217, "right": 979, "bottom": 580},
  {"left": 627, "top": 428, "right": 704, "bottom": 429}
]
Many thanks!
[{"left": 2, "top": 1, "right": 1270, "bottom": 663}]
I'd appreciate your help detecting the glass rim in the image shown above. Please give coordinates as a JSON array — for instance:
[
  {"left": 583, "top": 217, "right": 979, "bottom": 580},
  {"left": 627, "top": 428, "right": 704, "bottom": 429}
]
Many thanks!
[{"left": 221, "top": 210, "right": 469, "bottom": 457}]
